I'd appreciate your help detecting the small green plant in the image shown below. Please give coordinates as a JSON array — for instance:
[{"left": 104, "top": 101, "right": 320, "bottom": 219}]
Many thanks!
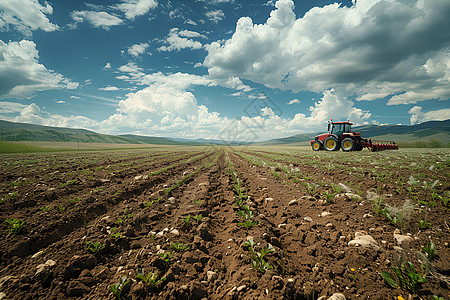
[
  {"left": 5, "top": 218, "right": 24, "bottom": 234},
  {"left": 238, "top": 219, "right": 259, "bottom": 230},
  {"left": 421, "top": 241, "right": 438, "bottom": 260},
  {"left": 431, "top": 296, "right": 445, "bottom": 300},
  {"left": 193, "top": 214, "right": 203, "bottom": 222},
  {"left": 58, "top": 205, "right": 66, "bottom": 213},
  {"left": 183, "top": 215, "right": 191, "bottom": 225},
  {"left": 41, "top": 206, "right": 52, "bottom": 212},
  {"left": 84, "top": 241, "right": 105, "bottom": 254},
  {"left": 135, "top": 269, "right": 166, "bottom": 288},
  {"left": 69, "top": 198, "right": 81, "bottom": 205},
  {"left": 324, "top": 191, "right": 336, "bottom": 202},
  {"left": 111, "top": 232, "right": 124, "bottom": 241},
  {"left": 418, "top": 220, "right": 432, "bottom": 230},
  {"left": 243, "top": 238, "right": 274, "bottom": 274},
  {"left": 170, "top": 242, "right": 190, "bottom": 252},
  {"left": 145, "top": 200, "right": 156, "bottom": 208},
  {"left": 330, "top": 183, "right": 342, "bottom": 193},
  {"left": 159, "top": 251, "right": 174, "bottom": 271},
  {"left": 380, "top": 261, "right": 428, "bottom": 293},
  {"left": 110, "top": 276, "right": 130, "bottom": 300}
]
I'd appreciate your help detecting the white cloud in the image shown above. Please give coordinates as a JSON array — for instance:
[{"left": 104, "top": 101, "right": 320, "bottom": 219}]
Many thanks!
[
  {"left": 158, "top": 28, "right": 205, "bottom": 52},
  {"left": 206, "top": 10, "right": 225, "bottom": 23},
  {"left": 0, "top": 0, "right": 58, "bottom": 35},
  {"left": 287, "top": 99, "right": 300, "bottom": 105},
  {"left": 0, "top": 101, "right": 27, "bottom": 113},
  {"left": 114, "top": 0, "right": 157, "bottom": 20},
  {"left": 104, "top": 62, "right": 112, "bottom": 69},
  {"left": 13, "top": 103, "right": 98, "bottom": 129},
  {"left": 99, "top": 86, "right": 120, "bottom": 91},
  {"left": 204, "top": 0, "right": 450, "bottom": 105},
  {"left": 70, "top": 95, "right": 81, "bottom": 100},
  {"left": 71, "top": 10, "right": 123, "bottom": 29},
  {"left": 128, "top": 42, "right": 149, "bottom": 57},
  {"left": 408, "top": 106, "right": 450, "bottom": 125},
  {"left": 0, "top": 40, "right": 78, "bottom": 99},
  {"left": 57, "top": 100, "right": 66, "bottom": 104}
]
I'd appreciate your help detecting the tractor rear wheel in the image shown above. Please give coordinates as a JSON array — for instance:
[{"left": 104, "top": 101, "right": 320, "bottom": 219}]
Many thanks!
[
  {"left": 312, "top": 140, "right": 323, "bottom": 151},
  {"left": 324, "top": 136, "right": 340, "bottom": 151},
  {"left": 341, "top": 138, "right": 354, "bottom": 152}
]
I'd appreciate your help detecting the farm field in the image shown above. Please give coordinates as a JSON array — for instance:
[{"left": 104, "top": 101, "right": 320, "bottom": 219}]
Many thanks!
[{"left": 0, "top": 146, "right": 449, "bottom": 299}]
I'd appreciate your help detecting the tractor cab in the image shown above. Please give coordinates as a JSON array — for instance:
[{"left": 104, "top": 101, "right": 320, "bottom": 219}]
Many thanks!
[{"left": 328, "top": 121, "right": 352, "bottom": 138}]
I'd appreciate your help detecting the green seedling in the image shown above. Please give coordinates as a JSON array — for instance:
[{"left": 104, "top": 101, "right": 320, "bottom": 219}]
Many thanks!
[
  {"left": 193, "top": 214, "right": 202, "bottom": 222},
  {"left": 243, "top": 238, "right": 274, "bottom": 274},
  {"left": 5, "top": 218, "right": 24, "bottom": 234},
  {"left": 418, "top": 220, "right": 432, "bottom": 230},
  {"left": 135, "top": 269, "right": 166, "bottom": 288},
  {"left": 431, "top": 296, "right": 445, "bottom": 300},
  {"left": 183, "top": 215, "right": 191, "bottom": 226},
  {"left": 237, "top": 219, "right": 259, "bottom": 230},
  {"left": 170, "top": 242, "right": 190, "bottom": 252},
  {"left": 110, "top": 276, "right": 130, "bottom": 300},
  {"left": 111, "top": 232, "right": 124, "bottom": 241},
  {"left": 159, "top": 251, "right": 174, "bottom": 271},
  {"left": 41, "top": 206, "right": 52, "bottom": 212},
  {"left": 84, "top": 241, "right": 105, "bottom": 254},
  {"left": 69, "top": 198, "right": 81, "bottom": 205},
  {"left": 380, "top": 261, "right": 428, "bottom": 293},
  {"left": 145, "top": 200, "right": 156, "bottom": 208},
  {"left": 421, "top": 241, "right": 438, "bottom": 261},
  {"left": 58, "top": 205, "right": 66, "bottom": 213}
]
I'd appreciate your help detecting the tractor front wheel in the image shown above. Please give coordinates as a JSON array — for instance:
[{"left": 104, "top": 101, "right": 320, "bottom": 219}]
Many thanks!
[
  {"left": 312, "top": 140, "right": 323, "bottom": 151},
  {"left": 341, "top": 138, "right": 354, "bottom": 152},
  {"left": 324, "top": 136, "right": 340, "bottom": 151}
]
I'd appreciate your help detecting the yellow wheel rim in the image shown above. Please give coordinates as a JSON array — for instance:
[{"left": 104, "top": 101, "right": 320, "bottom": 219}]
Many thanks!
[
  {"left": 313, "top": 143, "right": 320, "bottom": 150},
  {"left": 343, "top": 140, "right": 352, "bottom": 149},
  {"left": 326, "top": 139, "right": 335, "bottom": 149}
]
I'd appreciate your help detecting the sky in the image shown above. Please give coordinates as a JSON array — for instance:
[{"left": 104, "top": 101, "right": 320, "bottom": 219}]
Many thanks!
[{"left": 0, "top": 0, "right": 449, "bottom": 142}]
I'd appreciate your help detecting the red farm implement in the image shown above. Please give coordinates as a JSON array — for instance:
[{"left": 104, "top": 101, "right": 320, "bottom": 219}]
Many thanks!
[{"left": 311, "top": 120, "right": 399, "bottom": 152}]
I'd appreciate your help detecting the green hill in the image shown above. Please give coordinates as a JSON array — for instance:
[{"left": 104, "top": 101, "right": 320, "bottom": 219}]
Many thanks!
[{"left": 0, "top": 120, "right": 180, "bottom": 145}]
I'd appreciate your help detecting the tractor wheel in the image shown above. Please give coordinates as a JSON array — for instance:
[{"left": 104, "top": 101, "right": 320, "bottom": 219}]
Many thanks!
[
  {"left": 312, "top": 140, "right": 323, "bottom": 151},
  {"left": 324, "top": 136, "right": 340, "bottom": 151},
  {"left": 341, "top": 138, "right": 354, "bottom": 152}
]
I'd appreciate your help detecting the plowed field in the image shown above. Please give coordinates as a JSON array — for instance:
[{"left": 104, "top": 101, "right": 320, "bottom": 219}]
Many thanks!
[{"left": 0, "top": 146, "right": 449, "bottom": 300}]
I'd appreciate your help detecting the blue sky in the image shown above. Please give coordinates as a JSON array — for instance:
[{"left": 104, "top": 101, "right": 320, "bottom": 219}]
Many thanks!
[{"left": 0, "top": 0, "right": 449, "bottom": 141}]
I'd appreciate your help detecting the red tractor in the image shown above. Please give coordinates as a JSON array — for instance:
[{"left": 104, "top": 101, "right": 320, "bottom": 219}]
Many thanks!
[{"left": 311, "top": 119, "right": 398, "bottom": 152}]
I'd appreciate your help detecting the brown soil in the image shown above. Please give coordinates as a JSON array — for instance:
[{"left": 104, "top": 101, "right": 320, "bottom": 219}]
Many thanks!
[{"left": 0, "top": 147, "right": 448, "bottom": 300}]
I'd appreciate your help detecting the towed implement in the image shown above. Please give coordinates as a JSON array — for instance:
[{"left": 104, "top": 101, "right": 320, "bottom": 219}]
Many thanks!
[{"left": 311, "top": 119, "right": 398, "bottom": 152}]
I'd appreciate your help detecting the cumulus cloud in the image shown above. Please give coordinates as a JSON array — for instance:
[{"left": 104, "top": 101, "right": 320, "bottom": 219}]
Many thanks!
[
  {"left": 99, "top": 86, "right": 120, "bottom": 91},
  {"left": 104, "top": 62, "right": 112, "bottom": 69},
  {"left": 206, "top": 10, "right": 225, "bottom": 23},
  {"left": 287, "top": 99, "right": 300, "bottom": 105},
  {"left": 114, "top": 0, "right": 157, "bottom": 20},
  {"left": 204, "top": 0, "right": 450, "bottom": 105},
  {"left": 158, "top": 28, "right": 206, "bottom": 52},
  {"left": 128, "top": 42, "right": 149, "bottom": 57},
  {"left": 0, "top": 0, "right": 58, "bottom": 35},
  {"left": 13, "top": 103, "right": 98, "bottom": 128},
  {"left": 408, "top": 106, "right": 450, "bottom": 125},
  {"left": 71, "top": 10, "right": 123, "bottom": 29},
  {"left": 0, "top": 101, "right": 27, "bottom": 114},
  {"left": 0, "top": 40, "right": 78, "bottom": 99}
]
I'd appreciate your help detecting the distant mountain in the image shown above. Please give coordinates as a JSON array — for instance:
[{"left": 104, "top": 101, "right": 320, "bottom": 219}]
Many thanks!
[
  {"left": 254, "top": 119, "right": 450, "bottom": 146},
  {"left": 0, "top": 120, "right": 182, "bottom": 145},
  {"left": 0, "top": 120, "right": 247, "bottom": 146}
]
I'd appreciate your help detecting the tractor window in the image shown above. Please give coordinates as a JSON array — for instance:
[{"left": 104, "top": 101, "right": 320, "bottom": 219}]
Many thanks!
[
  {"left": 332, "top": 124, "right": 344, "bottom": 135},
  {"left": 344, "top": 124, "right": 352, "bottom": 133}
]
